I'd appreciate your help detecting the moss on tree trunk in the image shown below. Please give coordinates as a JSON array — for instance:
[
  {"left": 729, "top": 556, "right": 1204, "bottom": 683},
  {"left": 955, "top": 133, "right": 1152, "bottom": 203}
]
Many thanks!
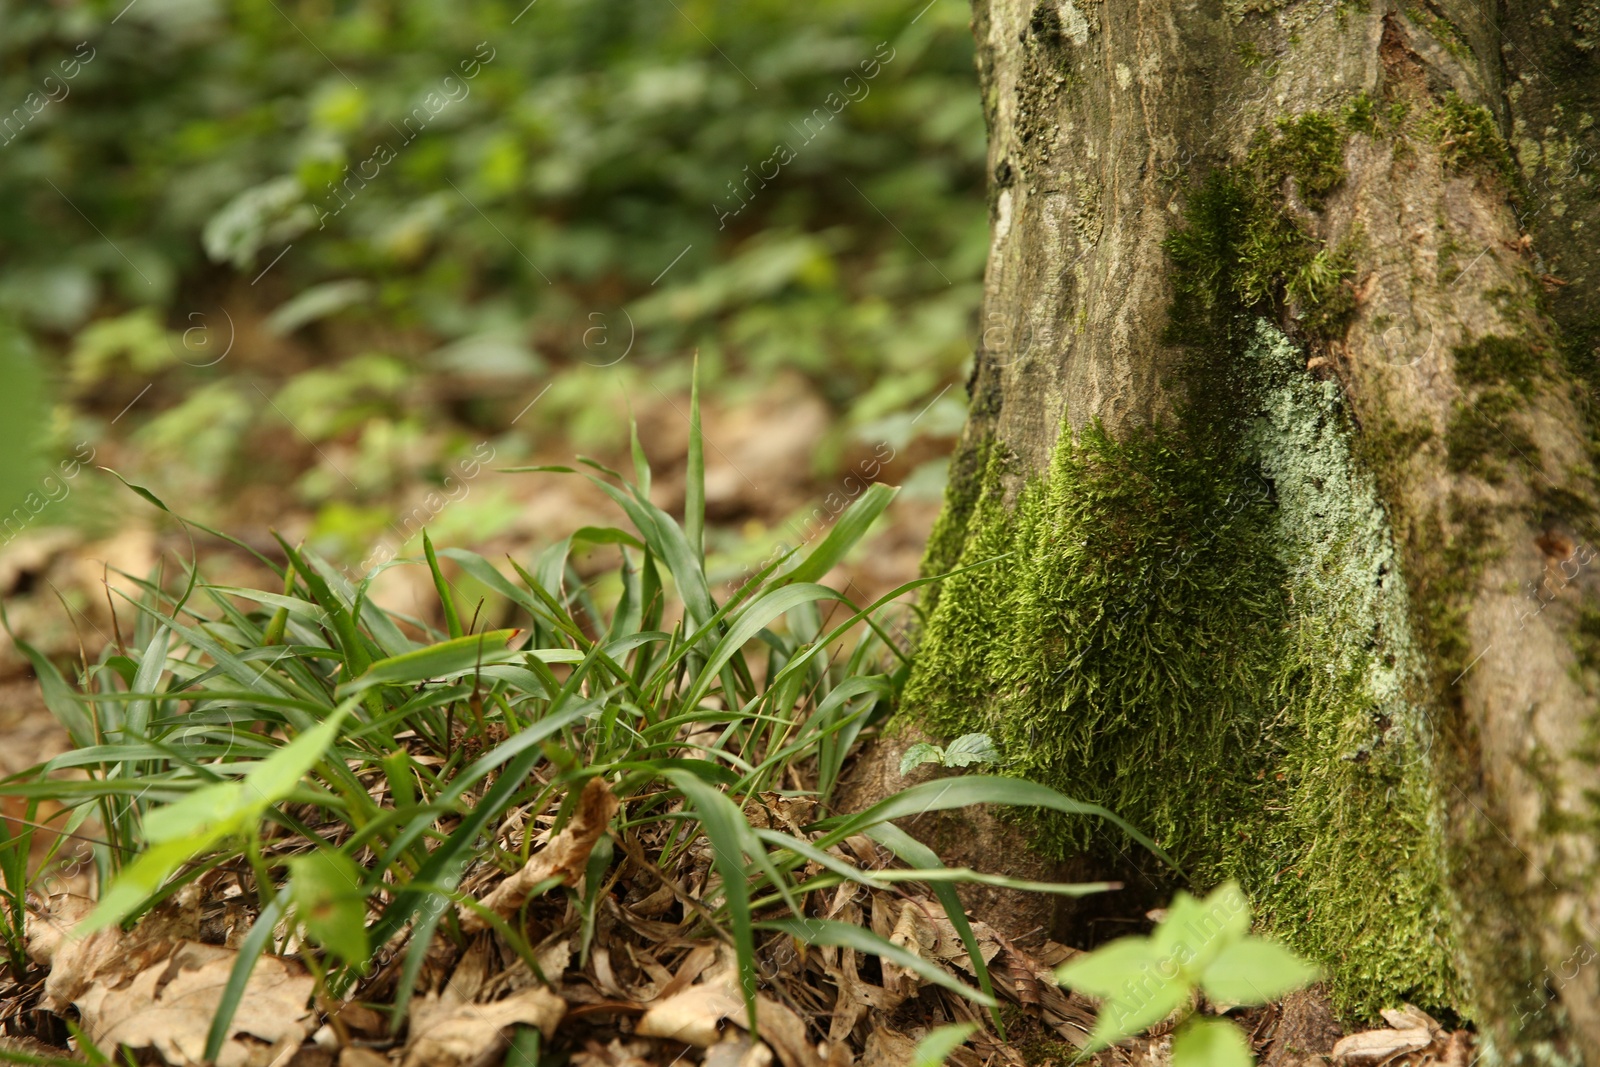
[{"left": 908, "top": 1, "right": 1600, "bottom": 1060}]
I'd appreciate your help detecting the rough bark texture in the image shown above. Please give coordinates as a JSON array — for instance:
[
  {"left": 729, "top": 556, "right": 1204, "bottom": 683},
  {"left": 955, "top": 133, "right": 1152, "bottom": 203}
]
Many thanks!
[{"left": 906, "top": 0, "right": 1600, "bottom": 1060}]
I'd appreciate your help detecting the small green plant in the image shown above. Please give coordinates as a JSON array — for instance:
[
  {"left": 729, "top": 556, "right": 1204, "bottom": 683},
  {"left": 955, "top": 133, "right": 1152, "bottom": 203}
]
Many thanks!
[
  {"left": 899, "top": 732, "right": 1001, "bottom": 774},
  {"left": 1056, "top": 881, "right": 1319, "bottom": 1066}
]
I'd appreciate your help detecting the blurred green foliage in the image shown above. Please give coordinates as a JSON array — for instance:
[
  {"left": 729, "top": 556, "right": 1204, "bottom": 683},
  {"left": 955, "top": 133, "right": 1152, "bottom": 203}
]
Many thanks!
[{"left": 0, "top": 0, "right": 986, "bottom": 533}]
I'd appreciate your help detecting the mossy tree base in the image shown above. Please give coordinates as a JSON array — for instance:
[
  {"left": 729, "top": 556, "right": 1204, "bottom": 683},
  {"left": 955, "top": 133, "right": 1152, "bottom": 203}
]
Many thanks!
[
  {"left": 906, "top": 323, "right": 1455, "bottom": 1018},
  {"left": 925, "top": 1, "right": 1600, "bottom": 1060}
]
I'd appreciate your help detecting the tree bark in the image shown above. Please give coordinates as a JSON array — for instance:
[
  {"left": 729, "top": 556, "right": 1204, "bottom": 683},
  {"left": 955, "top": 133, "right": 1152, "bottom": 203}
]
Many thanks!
[{"left": 906, "top": 0, "right": 1600, "bottom": 1060}]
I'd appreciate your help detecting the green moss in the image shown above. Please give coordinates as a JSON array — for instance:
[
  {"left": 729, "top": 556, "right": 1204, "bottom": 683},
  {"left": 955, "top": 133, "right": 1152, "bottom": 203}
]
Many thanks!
[
  {"left": 1254, "top": 112, "right": 1349, "bottom": 206},
  {"left": 1424, "top": 92, "right": 1518, "bottom": 185},
  {"left": 1235, "top": 41, "right": 1272, "bottom": 69},
  {"left": 920, "top": 432, "right": 997, "bottom": 608},
  {"left": 1286, "top": 236, "right": 1361, "bottom": 334},
  {"left": 1444, "top": 337, "right": 1548, "bottom": 484},
  {"left": 1344, "top": 92, "right": 1381, "bottom": 136},
  {"left": 1454, "top": 335, "right": 1545, "bottom": 393},
  {"left": 1163, "top": 109, "right": 1360, "bottom": 344},
  {"left": 1446, "top": 393, "right": 1541, "bottom": 484},
  {"left": 904, "top": 326, "right": 1459, "bottom": 1017},
  {"left": 1403, "top": 6, "right": 1473, "bottom": 62}
]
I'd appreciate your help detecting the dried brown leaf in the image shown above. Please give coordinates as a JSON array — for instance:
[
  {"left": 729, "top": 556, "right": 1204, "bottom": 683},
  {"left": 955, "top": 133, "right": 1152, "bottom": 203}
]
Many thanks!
[
  {"left": 75, "top": 940, "right": 313, "bottom": 1067},
  {"left": 1378, "top": 1006, "right": 1440, "bottom": 1036},
  {"left": 1331, "top": 1027, "right": 1434, "bottom": 1064},
  {"left": 403, "top": 987, "right": 565, "bottom": 1067},
  {"left": 860, "top": 1028, "right": 919, "bottom": 1067},
  {"left": 705, "top": 1036, "right": 776, "bottom": 1067},
  {"left": 636, "top": 975, "right": 745, "bottom": 1047},
  {"left": 461, "top": 777, "right": 618, "bottom": 933}
]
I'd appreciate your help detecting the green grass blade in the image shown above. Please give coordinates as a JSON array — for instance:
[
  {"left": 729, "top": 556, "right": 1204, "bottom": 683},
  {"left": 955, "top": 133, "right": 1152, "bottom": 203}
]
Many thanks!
[
  {"left": 686, "top": 353, "right": 705, "bottom": 565},
  {"left": 779, "top": 482, "right": 897, "bottom": 587},
  {"left": 337, "top": 630, "right": 520, "bottom": 697},
  {"left": 757, "top": 918, "right": 997, "bottom": 1008},
  {"left": 423, "top": 532, "right": 465, "bottom": 639},
  {"left": 9, "top": 636, "right": 97, "bottom": 746},
  {"left": 666, "top": 770, "right": 763, "bottom": 1030},
  {"left": 814, "top": 776, "right": 1174, "bottom": 868},
  {"left": 679, "top": 583, "right": 843, "bottom": 715},
  {"left": 866, "top": 823, "right": 1003, "bottom": 1033},
  {"left": 203, "top": 886, "right": 288, "bottom": 1061}
]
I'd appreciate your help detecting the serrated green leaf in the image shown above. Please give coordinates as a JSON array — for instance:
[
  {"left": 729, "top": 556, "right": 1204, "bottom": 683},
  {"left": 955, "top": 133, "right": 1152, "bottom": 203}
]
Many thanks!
[
  {"left": 942, "top": 733, "right": 999, "bottom": 768},
  {"left": 1199, "top": 937, "right": 1319, "bottom": 1007},
  {"left": 1055, "top": 937, "right": 1163, "bottom": 999},
  {"left": 898, "top": 743, "right": 945, "bottom": 774},
  {"left": 289, "top": 849, "right": 369, "bottom": 965},
  {"left": 1156, "top": 881, "right": 1250, "bottom": 974},
  {"left": 1171, "top": 1017, "right": 1253, "bottom": 1067},
  {"left": 1058, "top": 936, "right": 1190, "bottom": 1051}
]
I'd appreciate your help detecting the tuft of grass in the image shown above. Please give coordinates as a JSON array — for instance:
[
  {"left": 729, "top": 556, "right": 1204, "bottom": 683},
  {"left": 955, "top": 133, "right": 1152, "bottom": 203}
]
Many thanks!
[{"left": 0, "top": 379, "right": 1163, "bottom": 1058}]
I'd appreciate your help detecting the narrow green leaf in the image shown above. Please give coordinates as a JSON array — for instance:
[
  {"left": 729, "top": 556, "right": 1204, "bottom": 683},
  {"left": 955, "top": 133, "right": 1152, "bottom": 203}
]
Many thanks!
[
  {"left": 141, "top": 781, "right": 246, "bottom": 844},
  {"left": 204, "top": 887, "right": 288, "bottom": 1061},
  {"left": 780, "top": 482, "right": 896, "bottom": 586},
  {"left": 237, "top": 704, "right": 351, "bottom": 809},
  {"left": 423, "top": 532, "right": 464, "bottom": 639},
  {"left": 83, "top": 837, "right": 217, "bottom": 934},
  {"left": 338, "top": 630, "right": 520, "bottom": 696},
  {"left": 866, "top": 823, "right": 1004, "bottom": 1034},
  {"left": 666, "top": 770, "right": 761, "bottom": 1029},
  {"left": 100, "top": 467, "right": 173, "bottom": 513},
  {"left": 757, "top": 918, "right": 996, "bottom": 1007},
  {"left": 630, "top": 417, "right": 652, "bottom": 500},
  {"left": 10, "top": 638, "right": 95, "bottom": 746},
  {"left": 273, "top": 535, "right": 371, "bottom": 679},
  {"left": 814, "top": 776, "right": 1173, "bottom": 868},
  {"left": 685, "top": 353, "right": 704, "bottom": 564},
  {"left": 679, "top": 583, "right": 843, "bottom": 714}
]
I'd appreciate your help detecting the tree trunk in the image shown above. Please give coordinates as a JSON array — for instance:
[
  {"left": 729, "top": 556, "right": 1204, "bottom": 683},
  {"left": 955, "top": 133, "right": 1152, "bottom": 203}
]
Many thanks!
[{"left": 905, "top": 0, "right": 1600, "bottom": 1060}]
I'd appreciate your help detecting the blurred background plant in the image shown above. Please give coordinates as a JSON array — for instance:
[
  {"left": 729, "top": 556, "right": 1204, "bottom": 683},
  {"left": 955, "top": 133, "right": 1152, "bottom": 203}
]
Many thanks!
[{"left": 0, "top": 0, "right": 982, "bottom": 610}]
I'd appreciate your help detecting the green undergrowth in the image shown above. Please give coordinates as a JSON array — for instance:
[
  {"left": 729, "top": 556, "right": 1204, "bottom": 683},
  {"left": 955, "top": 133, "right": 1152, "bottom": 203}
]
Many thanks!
[{"left": 0, "top": 383, "right": 1165, "bottom": 1060}]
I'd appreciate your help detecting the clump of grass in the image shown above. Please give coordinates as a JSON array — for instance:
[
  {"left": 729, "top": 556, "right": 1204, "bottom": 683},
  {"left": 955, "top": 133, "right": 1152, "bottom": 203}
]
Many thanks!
[{"left": 0, "top": 378, "right": 1165, "bottom": 1062}]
